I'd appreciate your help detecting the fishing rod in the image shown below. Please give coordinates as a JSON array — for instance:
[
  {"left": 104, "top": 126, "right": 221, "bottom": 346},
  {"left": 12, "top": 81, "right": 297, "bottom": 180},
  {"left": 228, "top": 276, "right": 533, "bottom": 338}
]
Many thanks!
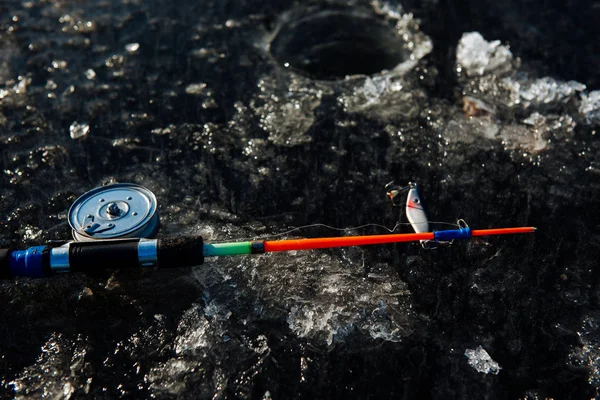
[
  {"left": 0, "top": 183, "right": 536, "bottom": 279},
  {"left": 0, "top": 226, "right": 535, "bottom": 278}
]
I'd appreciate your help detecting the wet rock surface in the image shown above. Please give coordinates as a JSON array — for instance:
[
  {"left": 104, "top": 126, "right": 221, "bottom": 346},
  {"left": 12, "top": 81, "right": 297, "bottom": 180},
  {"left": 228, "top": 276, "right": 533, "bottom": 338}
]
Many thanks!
[{"left": 1, "top": 0, "right": 599, "bottom": 398}]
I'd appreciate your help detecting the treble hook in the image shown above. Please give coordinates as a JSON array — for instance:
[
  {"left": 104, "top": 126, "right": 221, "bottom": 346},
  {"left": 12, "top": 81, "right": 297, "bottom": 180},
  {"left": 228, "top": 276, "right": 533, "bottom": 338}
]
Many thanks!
[{"left": 385, "top": 180, "right": 414, "bottom": 207}]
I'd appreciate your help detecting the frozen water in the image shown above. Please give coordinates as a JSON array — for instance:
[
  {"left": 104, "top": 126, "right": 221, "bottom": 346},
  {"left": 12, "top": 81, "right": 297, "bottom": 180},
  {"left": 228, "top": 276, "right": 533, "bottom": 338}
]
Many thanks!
[
  {"left": 0, "top": 38, "right": 19, "bottom": 85},
  {"left": 251, "top": 75, "right": 322, "bottom": 146},
  {"left": 174, "top": 304, "right": 212, "bottom": 354},
  {"left": 1, "top": 0, "right": 600, "bottom": 398},
  {"left": 185, "top": 83, "right": 208, "bottom": 95},
  {"left": 69, "top": 122, "right": 90, "bottom": 139},
  {"left": 456, "top": 32, "right": 515, "bottom": 77},
  {"left": 244, "top": 248, "right": 412, "bottom": 346},
  {"left": 503, "top": 76, "right": 585, "bottom": 109},
  {"left": 443, "top": 117, "right": 499, "bottom": 144},
  {"left": 125, "top": 43, "right": 140, "bottom": 53},
  {"left": 569, "top": 313, "right": 600, "bottom": 389},
  {"left": 457, "top": 33, "right": 588, "bottom": 115},
  {"left": 10, "top": 333, "right": 92, "bottom": 398},
  {"left": 464, "top": 346, "right": 502, "bottom": 375},
  {"left": 390, "top": 12, "right": 433, "bottom": 74},
  {"left": 288, "top": 304, "right": 345, "bottom": 345},
  {"left": 580, "top": 90, "right": 600, "bottom": 125},
  {"left": 84, "top": 69, "right": 96, "bottom": 80},
  {"left": 0, "top": 77, "right": 29, "bottom": 108},
  {"left": 454, "top": 32, "right": 590, "bottom": 158},
  {"left": 338, "top": 74, "right": 425, "bottom": 121}
]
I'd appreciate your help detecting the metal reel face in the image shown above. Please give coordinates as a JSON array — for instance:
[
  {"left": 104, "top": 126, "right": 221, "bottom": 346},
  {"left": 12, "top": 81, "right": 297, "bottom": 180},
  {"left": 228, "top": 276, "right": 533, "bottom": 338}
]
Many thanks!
[{"left": 68, "top": 183, "right": 159, "bottom": 241}]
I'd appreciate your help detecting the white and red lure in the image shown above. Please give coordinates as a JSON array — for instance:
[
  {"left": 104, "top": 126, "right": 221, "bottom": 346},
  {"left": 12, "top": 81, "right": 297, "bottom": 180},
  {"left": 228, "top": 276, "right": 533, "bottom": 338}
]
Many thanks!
[
  {"left": 404, "top": 182, "right": 429, "bottom": 234},
  {"left": 385, "top": 181, "right": 438, "bottom": 248}
]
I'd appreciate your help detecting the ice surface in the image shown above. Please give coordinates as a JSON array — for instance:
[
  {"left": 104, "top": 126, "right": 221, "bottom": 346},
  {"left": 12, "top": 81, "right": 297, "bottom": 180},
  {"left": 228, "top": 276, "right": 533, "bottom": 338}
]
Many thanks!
[
  {"left": 569, "top": 313, "right": 600, "bottom": 388},
  {"left": 10, "top": 333, "right": 93, "bottom": 398},
  {"left": 1, "top": 0, "right": 600, "bottom": 398},
  {"left": 334, "top": 11, "right": 431, "bottom": 121},
  {"left": 338, "top": 74, "right": 425, "bottom": 121},
  {"left": 0, "top": 38, "right": 19, "bottom": 85},
  {"left": 242, "top": 249, "right": 413, "bottom": 346},
  {"left": 464, "top": 346, "right": 502, "bottom": 375},
  {"left": 288, "top": 304, "right": 345, "bottom": 345},
  {"left": 251, "top": 75, "right": 323, "bottom": 146}
]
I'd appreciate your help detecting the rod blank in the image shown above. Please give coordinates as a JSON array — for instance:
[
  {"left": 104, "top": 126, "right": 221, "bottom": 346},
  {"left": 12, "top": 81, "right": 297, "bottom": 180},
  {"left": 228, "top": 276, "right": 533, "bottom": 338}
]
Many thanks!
[{"left": 0, "top": 227, "right": 536, "bottom": 278}]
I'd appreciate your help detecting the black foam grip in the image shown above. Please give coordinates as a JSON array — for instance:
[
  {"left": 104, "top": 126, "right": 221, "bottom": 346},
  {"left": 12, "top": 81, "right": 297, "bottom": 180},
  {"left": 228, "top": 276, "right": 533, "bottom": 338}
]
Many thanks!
[
  {"left": 0, "top": 249, "right": 11, "bottom": 279},
  {"left": 157, "top": 236, "right": 204, "bottom": 268},
  {"left": 69, "top": 239, "right": 141, "bottom": 272}
]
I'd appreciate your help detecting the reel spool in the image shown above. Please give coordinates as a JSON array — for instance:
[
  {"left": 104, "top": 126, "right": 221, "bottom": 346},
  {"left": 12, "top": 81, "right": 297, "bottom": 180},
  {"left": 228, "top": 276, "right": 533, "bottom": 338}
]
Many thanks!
[{"left": 67, "top": 183, "right": 159, "bottom": 241}]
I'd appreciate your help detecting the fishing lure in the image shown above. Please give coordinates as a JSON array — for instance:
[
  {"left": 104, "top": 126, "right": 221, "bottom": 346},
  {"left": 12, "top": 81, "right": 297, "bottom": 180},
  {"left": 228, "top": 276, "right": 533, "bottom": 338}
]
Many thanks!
[
  {"left": 385, "top": 181, "right": 443, "bottom": 248},
  {"left": 385, "top": 181, "right": 429, "bottom": 231}
]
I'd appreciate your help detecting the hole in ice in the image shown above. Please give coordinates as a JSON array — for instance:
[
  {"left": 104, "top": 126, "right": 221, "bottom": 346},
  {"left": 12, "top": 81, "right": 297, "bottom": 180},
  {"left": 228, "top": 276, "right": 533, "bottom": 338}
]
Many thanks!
[{"left": 269, "top": 5, "right": 408, "bottom": 80}]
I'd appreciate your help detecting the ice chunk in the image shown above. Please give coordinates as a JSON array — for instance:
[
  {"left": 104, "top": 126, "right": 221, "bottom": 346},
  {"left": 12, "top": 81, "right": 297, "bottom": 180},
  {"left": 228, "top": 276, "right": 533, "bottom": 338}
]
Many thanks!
[
  {"left": 456, "top": 33, "right": 586, "bottom": 116},
  {"left": 464, "top": 345, "right": 502, "bottom": 375},
  {"left": 69, "top": 121, "right": 90, "bottom": 139},
  {"left": 151, "top": 124, "right": 176, "bottom": 136},
  {"left": 371, "top": 0, "right": 404, "bottom": 20},
  {"left": 580, "top": 90, "right": 600, "bottom": 125},
  {"left": 456, "top": 32, "right": 514, "bottom": 77},
  {"left": 184, "top": 83, "right": 218, "bottom": 109},
  {"left": 185, "top": 82, "right": 207, "bottom": 95},
  {"left": 51, "top": 60, "right": 67, "bottom": 70},
  {"left": 84, "top": 69, "right": 96, "bottom": 80},
  {"left": 125, "top": 42, "right": 140, "bottom": 53},
  {"left": 391, "top": 13, "right": 433, "bottom": 74},
  {"left": 0, "top": 76, "right": 29, "bottom": 108},
  {"left": 504, "top": 76, "right": 585, "bottom": 108},
  {"left": 339, "top": 75, "right": 422, "bottom": 121}
]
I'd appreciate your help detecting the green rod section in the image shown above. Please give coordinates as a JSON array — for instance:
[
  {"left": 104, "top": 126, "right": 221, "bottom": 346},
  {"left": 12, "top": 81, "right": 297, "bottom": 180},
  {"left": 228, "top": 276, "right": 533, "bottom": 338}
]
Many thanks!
[{"left": 203, "top": 242, "right": 252, "bottom": 257}]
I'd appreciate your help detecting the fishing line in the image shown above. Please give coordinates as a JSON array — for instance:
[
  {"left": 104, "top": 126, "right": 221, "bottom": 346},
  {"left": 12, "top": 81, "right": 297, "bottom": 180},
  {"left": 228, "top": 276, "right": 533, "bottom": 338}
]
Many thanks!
[{"left": 210, "top": 220, "right": 462, "bottom": 243}]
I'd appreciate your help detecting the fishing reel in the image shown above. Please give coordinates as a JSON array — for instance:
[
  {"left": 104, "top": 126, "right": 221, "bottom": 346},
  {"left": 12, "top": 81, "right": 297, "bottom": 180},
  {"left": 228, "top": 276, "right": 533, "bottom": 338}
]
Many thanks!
[
  {"left": 68, "top": 183, "right": 160, "bottom": 241},
  {"left": 0, "top": 183, "right": 204, "bottom": 278}
]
